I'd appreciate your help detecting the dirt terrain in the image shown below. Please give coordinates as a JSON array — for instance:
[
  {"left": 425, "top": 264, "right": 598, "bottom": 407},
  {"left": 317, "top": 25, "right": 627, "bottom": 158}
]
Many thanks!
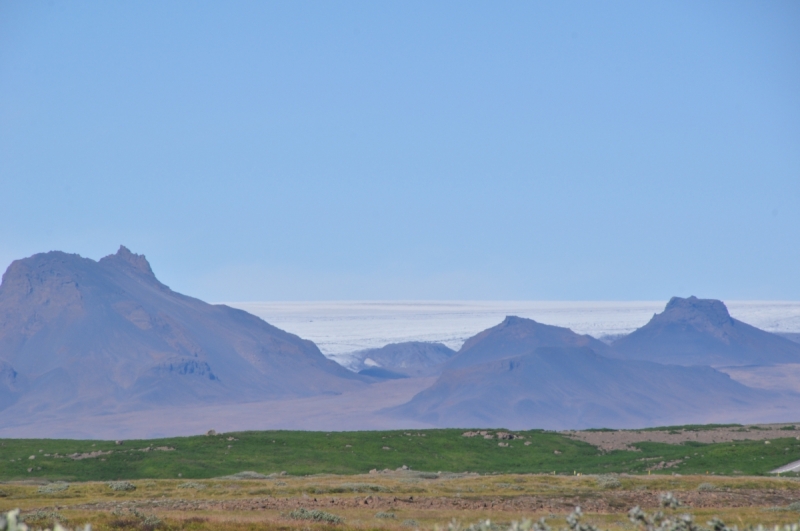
[
  {"left": 564, "top": 424, "right": 800, "bottom": 452},
  {"left": 4, "top": 473, "right": 800, "bottom": 531},
  {"left": 65, "top": 488, "right": 800, "bottom": 513}
]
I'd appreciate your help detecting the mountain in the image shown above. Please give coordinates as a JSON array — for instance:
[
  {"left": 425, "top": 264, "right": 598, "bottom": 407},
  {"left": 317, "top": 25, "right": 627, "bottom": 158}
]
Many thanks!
[
  {"left": 777, "top": 333, "right": 800, "bottom": 345},
  {"left": 0, "top": 247, "right": 363, "bottom": 421},
  {"left": 349, "top": 342, "right": 456, "bottom": 378},
  {"left": 610, "top": 296, "right": 800, "bottom": 367},
  {"left": 388, "top": 346, "right": 786, "bottom": 429},
  {"left": 446, "top": 315, "right": 611, "bottom": 370}
]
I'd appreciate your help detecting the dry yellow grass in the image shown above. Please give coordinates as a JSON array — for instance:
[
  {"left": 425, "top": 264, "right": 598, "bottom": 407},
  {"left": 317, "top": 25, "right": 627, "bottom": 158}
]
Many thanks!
[{"left": 2, "top": 474, "right": 800, "bottom": 531}]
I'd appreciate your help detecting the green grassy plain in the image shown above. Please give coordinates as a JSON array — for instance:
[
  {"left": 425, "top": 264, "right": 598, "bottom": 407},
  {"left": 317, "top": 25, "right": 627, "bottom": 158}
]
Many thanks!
[{"left": 2, "top": 427, "right": 800, "bottom": 481}]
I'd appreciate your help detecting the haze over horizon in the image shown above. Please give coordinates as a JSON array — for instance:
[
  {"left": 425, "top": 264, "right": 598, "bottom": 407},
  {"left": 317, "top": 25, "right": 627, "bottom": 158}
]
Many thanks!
[{"left": 2, "top": 2, "right": 798, "bottom": 301}]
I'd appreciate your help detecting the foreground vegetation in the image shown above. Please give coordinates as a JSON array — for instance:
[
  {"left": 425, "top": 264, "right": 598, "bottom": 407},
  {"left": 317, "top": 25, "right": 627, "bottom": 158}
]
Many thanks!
[
  {"left": 2, "top": 427, "right": 800, "bottom": 482},
  {"left": 2, "top": 474, "right": 800, "bottom": 531}
]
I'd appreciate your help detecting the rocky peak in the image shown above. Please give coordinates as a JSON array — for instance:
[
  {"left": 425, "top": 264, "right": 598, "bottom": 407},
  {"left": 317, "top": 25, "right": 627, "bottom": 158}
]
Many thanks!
[
  {"left": 659, "top": 296, "right": 733, "bottom": 328},
  {"left": 99, "top": 246, "right": 157, "bottom": 280},
  {"left": 502, "top": 315, "right": 530, "bottom": 326}
]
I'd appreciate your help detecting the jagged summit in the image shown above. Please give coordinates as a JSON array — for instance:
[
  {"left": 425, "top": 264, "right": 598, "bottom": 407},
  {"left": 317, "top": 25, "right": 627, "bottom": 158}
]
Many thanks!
[
  {"left": 611, "top": 296, "right": 800, "bottom": 366},
  {"left": 99, "top": 245, "right": 158, "bottom": 280},
  {"left": 661, "top": 296, "right": 734, "bottom": 329}
]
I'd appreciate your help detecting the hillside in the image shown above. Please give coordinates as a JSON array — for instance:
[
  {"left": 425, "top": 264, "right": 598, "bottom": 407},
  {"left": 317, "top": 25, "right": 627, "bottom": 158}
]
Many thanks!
[
  {"left": 0, "top": 247, "right": 363, "bottom": 424},
  {"left": 349, "top": 342, "right": 456, "bottom": 378},
  {"left": 446, "top": 316, "right": 611, "bottom": 370},
  {"left": 389, "top": 346, "right": 786, "bottom": 429}
]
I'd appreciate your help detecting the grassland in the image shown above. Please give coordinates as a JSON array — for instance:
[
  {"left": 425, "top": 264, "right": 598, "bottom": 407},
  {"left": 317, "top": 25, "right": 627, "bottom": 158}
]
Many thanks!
[
  {"left": 3, "top": 473, "right": 800, "bottom": 531},
  {"left": 2, "top": 426, "right": 800, "bottom": 482}
]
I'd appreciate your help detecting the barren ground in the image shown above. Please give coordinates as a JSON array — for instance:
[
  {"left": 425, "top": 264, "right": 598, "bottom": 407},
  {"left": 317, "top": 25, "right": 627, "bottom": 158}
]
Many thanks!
[{"left": 564, "top": 424, "right": 800, "bottom": 452}]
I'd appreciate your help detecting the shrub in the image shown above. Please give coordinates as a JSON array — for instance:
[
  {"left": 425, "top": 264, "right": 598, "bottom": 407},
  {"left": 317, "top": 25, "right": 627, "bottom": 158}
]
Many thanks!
[
  {"left": 177, "top": 482, "right": 206, "bottom": 490},
  {"left": 596, "top": 475, "right": 622, "bottom": 489},
  {"left": 20, "top": 510, "right": 63, "bottom": 524},
  {"left": 288, "top": 508, "right": 343, "bottom": 524},
  {"left": 107, "top": 481, "right": 136, "bottom": 492},
  {"left": 1, "top": 509, "right": 90, "bottom": 531},
  {"left": 697, "top": 483, "right": 716, "bottom": 492},
  {"left": 110, "top": 507, "right": 161, "bottom": 530},
  {"left": 37, "top": 483, "right": 69, "bottom": 494},
  {"left": 220, "top": 471, "right": 268, "bottom": 480},
  {"left": 659, "top": 492, "right": 681, "bottom": 509},
  {"left": 403, "top": 519, "right": 420, "bottom": 527},
  {"left": 375, "top": 512, "right": 396, "bottom": 519},
  {"left": 312, "top": 483, "right": 387, "bottom": 494}
]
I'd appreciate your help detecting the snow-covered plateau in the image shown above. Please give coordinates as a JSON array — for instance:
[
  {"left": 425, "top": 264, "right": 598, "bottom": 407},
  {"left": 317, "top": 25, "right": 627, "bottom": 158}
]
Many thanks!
[{"left": 226, "top": 300, "right": 800, "bottom": 367}]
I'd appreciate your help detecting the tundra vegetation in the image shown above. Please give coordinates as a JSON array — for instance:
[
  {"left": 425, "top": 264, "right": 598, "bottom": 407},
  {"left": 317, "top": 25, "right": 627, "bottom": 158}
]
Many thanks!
[
  {"left": 2, "top": 426, "right": 800, "bottom": 531},
  {"left": 1, "top": 427, "right": 799, "bottom": 481}
]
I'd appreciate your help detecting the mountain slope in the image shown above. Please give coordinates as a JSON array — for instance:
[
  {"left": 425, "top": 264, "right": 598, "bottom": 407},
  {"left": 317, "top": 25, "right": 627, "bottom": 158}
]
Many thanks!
[
  {"left": 446, "top": 315, "right": 611, "bottom": 370},
  {"left": 349, "top": 342, "right": 456, "bottom": 378},
  {"left": 0, "top": 247, "right": 363, "bottom": 420},
  {"left": 610, "top": 296, "right": 800, "bottom": 367},
  {"left": 389, "top": 346, "right": 787, "bottom": 429}
]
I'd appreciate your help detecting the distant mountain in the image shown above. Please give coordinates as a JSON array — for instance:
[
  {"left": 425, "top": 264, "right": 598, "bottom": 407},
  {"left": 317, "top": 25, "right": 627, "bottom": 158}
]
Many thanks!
[
  {"left": 349, "top": 342, "right": 456, "bottom": 378},
  {"left": 389, "top": 346, "right": 784, "bottom": 429},
  {"left": 610, "top": 296, "right": 800, "bottom": 367},
  {"left": 446, "top": 315, "right": 611, "bottom": 370},
  {"left": 777, "top": 333, "right": 800, "bottom": 345},
  {"left": 0, "top": 247, "right": 363, "bottom": 421}
]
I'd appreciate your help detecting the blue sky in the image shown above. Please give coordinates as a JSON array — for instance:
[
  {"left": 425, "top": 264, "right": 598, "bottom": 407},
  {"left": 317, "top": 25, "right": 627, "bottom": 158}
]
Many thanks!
[{"left": 1, "top": 1, "right": 798, "bottom": 301}]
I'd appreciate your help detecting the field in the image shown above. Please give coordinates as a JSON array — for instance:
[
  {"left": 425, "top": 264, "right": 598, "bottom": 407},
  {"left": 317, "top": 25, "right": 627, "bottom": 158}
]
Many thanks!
[
  {"left": 2, "top": 426, "right": 800, "bottom": 482},
  {"left": 3, "top": 426, "right": 800, "bottom": 531},
  {"left": 3, "top": 473, "right": 800, "bottom": 531}
]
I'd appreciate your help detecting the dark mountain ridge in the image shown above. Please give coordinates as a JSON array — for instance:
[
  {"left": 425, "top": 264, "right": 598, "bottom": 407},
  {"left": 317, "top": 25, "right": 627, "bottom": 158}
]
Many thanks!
[{"left": 0, "top": 246, "right": 363, "bottom": 420}]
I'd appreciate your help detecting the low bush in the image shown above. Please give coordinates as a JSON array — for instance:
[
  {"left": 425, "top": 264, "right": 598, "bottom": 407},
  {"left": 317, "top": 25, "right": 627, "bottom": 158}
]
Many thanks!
[
  {"left": 20, "top": 510, "right": 63, "bottom": 524},
  {"left": 37, "top": 483, "right": 69, "bottom": 494},
  {"left": 177, "top": 482, "right": 206, "bottom": 489},
  {"left": 596, "top": 475, "right": 622, "bottom": 489},
  {"left": 288, "top": 508, "right": 343, "bottom": 524},
  {"left": 1, "top": 509, "right": 90, "bottom": 531},
  {"left": 107, "top": 481, "right": 136, "bottom": 492},
  {"left": 312, "top": 482, "right": 388, "bottom": 494}
]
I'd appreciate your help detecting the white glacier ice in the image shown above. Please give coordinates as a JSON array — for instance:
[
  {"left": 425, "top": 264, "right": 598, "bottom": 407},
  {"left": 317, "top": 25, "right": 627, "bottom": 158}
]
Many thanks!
[{"left": 225, "top": 300, "right": 800, "bottom": 366}]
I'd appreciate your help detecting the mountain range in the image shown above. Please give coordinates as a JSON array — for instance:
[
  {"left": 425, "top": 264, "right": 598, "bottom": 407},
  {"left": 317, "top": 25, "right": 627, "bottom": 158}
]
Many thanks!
[
  {"left": 0, "top": 247, "right": 798, "bottom": 436},
  {"left": 388, "top": 346, "right": 778, "bottom": 429}
]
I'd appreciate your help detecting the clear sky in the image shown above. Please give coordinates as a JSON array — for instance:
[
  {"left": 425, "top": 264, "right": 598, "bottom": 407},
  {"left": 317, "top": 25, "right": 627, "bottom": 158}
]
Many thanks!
[{"left": 1, "top": 1, "right": 798, "bottom": 301}]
